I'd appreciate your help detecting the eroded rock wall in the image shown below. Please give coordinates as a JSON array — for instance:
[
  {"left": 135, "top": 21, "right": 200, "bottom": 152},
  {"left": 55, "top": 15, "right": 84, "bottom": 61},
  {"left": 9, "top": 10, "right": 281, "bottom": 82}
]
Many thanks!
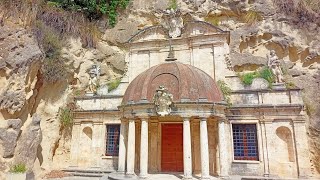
[{"left": 0, "top": 0, "right": 319, "bottom": 178}]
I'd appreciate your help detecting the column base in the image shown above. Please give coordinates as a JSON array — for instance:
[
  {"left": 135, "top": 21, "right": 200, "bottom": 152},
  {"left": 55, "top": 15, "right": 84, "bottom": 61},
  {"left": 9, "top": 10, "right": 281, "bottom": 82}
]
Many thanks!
[
  {"left": 182, "top": 176, "right": 193, "bottom": 180},
  {"left": 139, "top": 174, "right": 148, "bottom": 179},
  {"left": 200, "top": 176, "right": 211, "bottom": 180},
  {"left": 298, "top": 175, "right": 309, "bottom": 179},
  {"left": 219, "top": 176, "right": 230, "bottom": 180},
  {"left": 107, "top": 172, "right": 138, "bottom": 180}
]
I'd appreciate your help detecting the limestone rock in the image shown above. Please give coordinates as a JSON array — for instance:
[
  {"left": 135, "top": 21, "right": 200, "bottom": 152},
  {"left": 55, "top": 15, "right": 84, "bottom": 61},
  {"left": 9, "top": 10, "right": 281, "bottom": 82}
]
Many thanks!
[
  {"left": 103, "top": 19, "right": 140, "bottom": 44},
  {"left": 14, "top": 114, "right": 42, "bottom": 172},
  {"left": 0, "top": 119, "right": 22, "bottom": 158},
  {"left": 0, "top": 24, "right": 43, "bottom": 114}
]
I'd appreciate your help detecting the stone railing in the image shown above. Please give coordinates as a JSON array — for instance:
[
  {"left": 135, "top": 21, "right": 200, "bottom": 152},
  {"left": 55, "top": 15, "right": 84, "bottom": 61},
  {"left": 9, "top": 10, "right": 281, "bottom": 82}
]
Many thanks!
[
  {"left": 230, "top": 88, "right": 303, "bottom": 107},
  {"left": 74, "top": 95, "right": 123, "bottom": 111}
]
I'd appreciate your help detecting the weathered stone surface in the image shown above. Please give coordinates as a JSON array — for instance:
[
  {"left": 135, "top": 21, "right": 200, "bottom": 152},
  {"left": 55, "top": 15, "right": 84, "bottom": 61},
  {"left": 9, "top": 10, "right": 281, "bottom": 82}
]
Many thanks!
[
  {"left": 0, "top": 119, "right": 22, "bottom": 158},
  {"left": 0, "top": 24, "right": 43, "bottom": 114},
  {"left": 14, "top": 114, "right": 42, "bottom": 172},
  {"left": 103, "top": 19, "right": 140, "bottom": 44}
]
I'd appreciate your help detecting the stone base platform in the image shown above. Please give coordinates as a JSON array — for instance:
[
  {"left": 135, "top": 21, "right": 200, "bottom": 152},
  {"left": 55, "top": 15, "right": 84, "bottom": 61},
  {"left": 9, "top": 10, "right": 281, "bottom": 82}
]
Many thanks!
[
  {"left": 101, "top": 172, "right": 138, "bottom": 180},
  {"left": 101, "top": 173, "right": 219, "bottom": 180}
]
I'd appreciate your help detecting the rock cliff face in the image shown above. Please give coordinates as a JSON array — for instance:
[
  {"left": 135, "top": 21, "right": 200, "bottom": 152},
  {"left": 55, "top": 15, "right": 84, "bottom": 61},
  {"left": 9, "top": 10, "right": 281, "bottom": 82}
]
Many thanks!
[{"left": 0, "top": 0, "right": 319, "bottom": 178}]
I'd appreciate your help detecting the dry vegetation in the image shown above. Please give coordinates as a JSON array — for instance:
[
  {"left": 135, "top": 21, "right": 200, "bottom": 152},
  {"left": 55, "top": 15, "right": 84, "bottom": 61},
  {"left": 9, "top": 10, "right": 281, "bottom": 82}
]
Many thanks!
[{"left": 272, "top": 0, "right": 319, "bottom": 25}]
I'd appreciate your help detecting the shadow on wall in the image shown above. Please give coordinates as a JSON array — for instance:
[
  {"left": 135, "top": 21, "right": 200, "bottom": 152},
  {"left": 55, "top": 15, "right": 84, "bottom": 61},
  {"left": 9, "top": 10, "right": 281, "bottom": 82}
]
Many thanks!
[{"left": 276, "top": 126, "right": 295, "bottom": 162}]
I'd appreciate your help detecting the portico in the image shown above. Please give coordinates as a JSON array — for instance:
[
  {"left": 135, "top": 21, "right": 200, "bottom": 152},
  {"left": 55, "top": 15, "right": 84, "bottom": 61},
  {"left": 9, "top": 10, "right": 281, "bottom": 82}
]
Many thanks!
[
  {"left": 111, "top": 60, "right": 229, "bottom": 179},
  {"left": 117, "top": 114, "right": 229, "bottom": 179}
]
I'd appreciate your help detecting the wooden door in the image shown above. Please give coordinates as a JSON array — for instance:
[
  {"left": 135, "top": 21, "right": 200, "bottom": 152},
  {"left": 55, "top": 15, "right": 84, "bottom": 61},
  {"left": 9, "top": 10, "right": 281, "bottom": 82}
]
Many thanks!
[{"left": 161, "top": 124, "right": 183, "bottom": 172}]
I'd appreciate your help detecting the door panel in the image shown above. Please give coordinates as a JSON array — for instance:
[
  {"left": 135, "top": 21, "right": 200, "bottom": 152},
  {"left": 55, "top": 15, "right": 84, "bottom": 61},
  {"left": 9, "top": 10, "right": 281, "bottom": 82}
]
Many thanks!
[{"left": 161, "top": 124, "right": 183, "bottom": 172}]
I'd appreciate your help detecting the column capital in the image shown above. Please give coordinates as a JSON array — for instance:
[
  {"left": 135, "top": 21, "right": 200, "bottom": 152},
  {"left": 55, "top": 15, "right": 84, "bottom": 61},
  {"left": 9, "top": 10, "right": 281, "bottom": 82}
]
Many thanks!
[
  {"left": 218, "top": 117, "right": 228, "bottom": 123},
  {"left": 199, "top": 116, "right": 208, "bottom": 121},
  {"left": 128, "top": 119, "right": 136, "bottom": 123},
  {"left": 182, "top": 117, "right": 191, "bottom": 121},
  {"left": 138, "top": 116, "right": 149, "bottom": 121}
]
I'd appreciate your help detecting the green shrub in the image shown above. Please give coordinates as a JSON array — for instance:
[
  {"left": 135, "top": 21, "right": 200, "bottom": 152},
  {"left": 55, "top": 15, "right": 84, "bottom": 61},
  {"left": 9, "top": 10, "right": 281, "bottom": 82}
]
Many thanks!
[
  {"left": 10, "top": 163, "right": 27, "bottom": 173},
  {"left": 217, "top": 80, "right": 232, "bottom": 107},
  {"left": 47, "top": 0, "right": 130, "bottom": 27},
  {"left": 107, "top": 79, "right": 121, "bottom": 92},
  {"left": 257, "top": 67, "right": 274, "bottom": 87},
  {"left": 59, "top": 107, "right": 73, "bottom": 128},
  {"left": 240, "top": 72, "right": 257, "bottom": 85},
  {"left": 239, "top": 67, "right": 275, "bottom": 87}
]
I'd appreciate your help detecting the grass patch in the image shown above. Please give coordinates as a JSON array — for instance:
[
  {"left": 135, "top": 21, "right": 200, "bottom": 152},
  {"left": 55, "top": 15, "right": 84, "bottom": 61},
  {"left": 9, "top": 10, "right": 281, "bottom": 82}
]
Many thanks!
[
  {"left": 258, "top": 67, "right": 274, "bottom": 85},
  {"left": 59, "top": 107, "right": 73, "bottom": 128},
  {"left": 217, "top": 80, "right": 232, "bottom": 107},
  {"left": 204, "top": 15, "right": 220, "bottom": 26},
  {"left": 107, "top": 79, "right": 121, "bottom": 92},
  {"left": 238, "top": 67, "right": 274, "bottom": 87},
  {"left": 242, "top": 10, "right": 262, "bottom": 24},
  {"left": 285, "top": 81, "right": 296, "bottom": 89},
  {"left": 168, "top": 0, "right": 178, "bottom": 10},
  {"left": 239, "top": 72, "right": 257, "bottom": 85},
  {"left": 10, "top": 163, "right": 27, "bottom": 173},
  {"left": 34, "top": 20, "right": 69, "bottom": 84}
]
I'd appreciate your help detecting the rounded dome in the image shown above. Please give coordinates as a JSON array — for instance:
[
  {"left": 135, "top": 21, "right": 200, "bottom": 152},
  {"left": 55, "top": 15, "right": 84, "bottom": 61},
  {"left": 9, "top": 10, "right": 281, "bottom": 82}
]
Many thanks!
[{"left": 122, "top": 62, "right": 223, "bottom": 105}]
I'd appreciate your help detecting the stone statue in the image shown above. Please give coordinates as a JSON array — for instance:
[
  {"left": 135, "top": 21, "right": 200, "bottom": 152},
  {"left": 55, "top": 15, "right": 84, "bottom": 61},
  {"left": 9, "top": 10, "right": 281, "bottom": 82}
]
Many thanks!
[
  {"left": 267, "top": 50, "right": 284, "bottom": 83},
  {"left": 153, "top": 85, "right": 174, "bottom": 116},
  {"left": 87, "top": 65, "right": 100, "bottom": 94},
  {"left": 162, "top": 8, "right": 184, "bottom": 38}
]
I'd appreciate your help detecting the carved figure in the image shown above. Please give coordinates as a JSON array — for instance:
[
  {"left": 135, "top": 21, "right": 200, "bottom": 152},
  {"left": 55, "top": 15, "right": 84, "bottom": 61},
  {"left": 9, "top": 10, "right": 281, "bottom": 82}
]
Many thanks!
[
  {"left": 88, "top": 65, "right": 100, "bottom": 94},
  {"left": 267, "top": 50, "right": 284, "bottom": 83},
  {"left": 153, "top": 85, "right": 173, "bottom": 116},
  {"left": 162, "top": 8, "right": 184, "bottom": 38}
]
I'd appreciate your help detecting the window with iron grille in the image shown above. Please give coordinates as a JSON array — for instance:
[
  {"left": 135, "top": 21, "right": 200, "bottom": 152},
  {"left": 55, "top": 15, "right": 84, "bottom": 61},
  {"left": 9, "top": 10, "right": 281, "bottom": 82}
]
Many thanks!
[
  {"left": 106, "top": 124, "right": 120, "bottom": 156},
  {"left": 232, "top": 124, "right": 259, "bottom": 161}
]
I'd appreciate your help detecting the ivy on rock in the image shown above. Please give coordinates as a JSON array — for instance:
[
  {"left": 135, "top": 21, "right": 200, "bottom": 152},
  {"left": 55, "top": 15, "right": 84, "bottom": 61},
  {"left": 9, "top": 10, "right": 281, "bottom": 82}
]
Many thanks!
[{"left": 48, "top": 0, "right": 130, "bottom": 27}]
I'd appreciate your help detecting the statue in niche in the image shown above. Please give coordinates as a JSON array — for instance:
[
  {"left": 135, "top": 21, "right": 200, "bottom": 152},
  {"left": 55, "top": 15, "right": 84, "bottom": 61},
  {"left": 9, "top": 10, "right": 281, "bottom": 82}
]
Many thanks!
[
  {"left": 162, "top": 8, "right": 184, "bottom": 38},
  {"left": 87, "top": 64, "right": 100, "bottom": 94},
  {"left": 267, "top": 50, "right": 284, "bottom": 83},
  {"left": 153, "top": 85, "right": 174, "bottom": 116}
]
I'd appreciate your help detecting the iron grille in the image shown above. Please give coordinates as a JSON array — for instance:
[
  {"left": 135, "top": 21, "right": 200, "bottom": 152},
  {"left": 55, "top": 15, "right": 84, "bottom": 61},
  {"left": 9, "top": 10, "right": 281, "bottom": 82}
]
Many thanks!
[
  {"left": 106, "top": 124, "right": 120, "bottom": 156},
  {"left": 232, "top": 124, "right": 259, "bottom": 161}
]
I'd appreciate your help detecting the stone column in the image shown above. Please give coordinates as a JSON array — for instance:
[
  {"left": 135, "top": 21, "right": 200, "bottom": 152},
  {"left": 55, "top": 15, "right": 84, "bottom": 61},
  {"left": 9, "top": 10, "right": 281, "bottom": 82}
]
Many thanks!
[
  {"left": 126, "top": 119, "right": 136, "bottom": 175},
  {"left": 183, "top": 117, "right": 193, "bottom": 179},
  {"left": 292, "top": 119, "right": 311, "bottom": 178},
  {"left": 260, "top": 121, "right": 271, "bottom": 176},
  {"left": 118, "top": 120, "right": 127, "bottom": 173},
  {"left": 139, "top": 118, "right": 148, "bottom": 178},
  {"left": 218, "top": 118, "right": 229, "bottom": 177},
  {"left": 200, "top": 117, "right": 210, "bottom": 179}
]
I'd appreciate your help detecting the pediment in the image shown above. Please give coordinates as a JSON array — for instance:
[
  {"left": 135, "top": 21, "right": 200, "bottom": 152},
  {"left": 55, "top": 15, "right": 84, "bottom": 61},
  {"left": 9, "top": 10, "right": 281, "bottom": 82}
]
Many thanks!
[{"left": 127, "top": 21, "right": 228, "bottom": 43}]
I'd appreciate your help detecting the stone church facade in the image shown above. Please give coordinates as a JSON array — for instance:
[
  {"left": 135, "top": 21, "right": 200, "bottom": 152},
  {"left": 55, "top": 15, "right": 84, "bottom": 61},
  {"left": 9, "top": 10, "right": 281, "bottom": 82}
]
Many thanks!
[{"left": 70, "top": 16, "right": 311, "bottom": 179}]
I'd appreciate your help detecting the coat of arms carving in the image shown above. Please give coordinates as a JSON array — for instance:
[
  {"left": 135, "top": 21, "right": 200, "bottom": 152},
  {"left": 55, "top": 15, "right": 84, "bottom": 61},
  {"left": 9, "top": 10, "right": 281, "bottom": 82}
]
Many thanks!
[
  {"left": 161, "top": 8, "right": 184, "bottom": 38},
  {"left": 153, "top": 85, "right": 174, "bottom": 116}
]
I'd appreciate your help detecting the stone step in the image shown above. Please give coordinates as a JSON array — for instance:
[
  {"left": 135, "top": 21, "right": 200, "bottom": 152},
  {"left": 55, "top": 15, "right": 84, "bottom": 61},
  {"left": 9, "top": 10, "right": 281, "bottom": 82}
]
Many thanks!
[
  {"left": 72, "top": 172, "right": 105, "bottom": 177},
  {"left": 62, "top": 168, "right": 113, "bottom": 178},
  {"left": 63, "top": 168, "right": 113, "bottom": 174}
]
